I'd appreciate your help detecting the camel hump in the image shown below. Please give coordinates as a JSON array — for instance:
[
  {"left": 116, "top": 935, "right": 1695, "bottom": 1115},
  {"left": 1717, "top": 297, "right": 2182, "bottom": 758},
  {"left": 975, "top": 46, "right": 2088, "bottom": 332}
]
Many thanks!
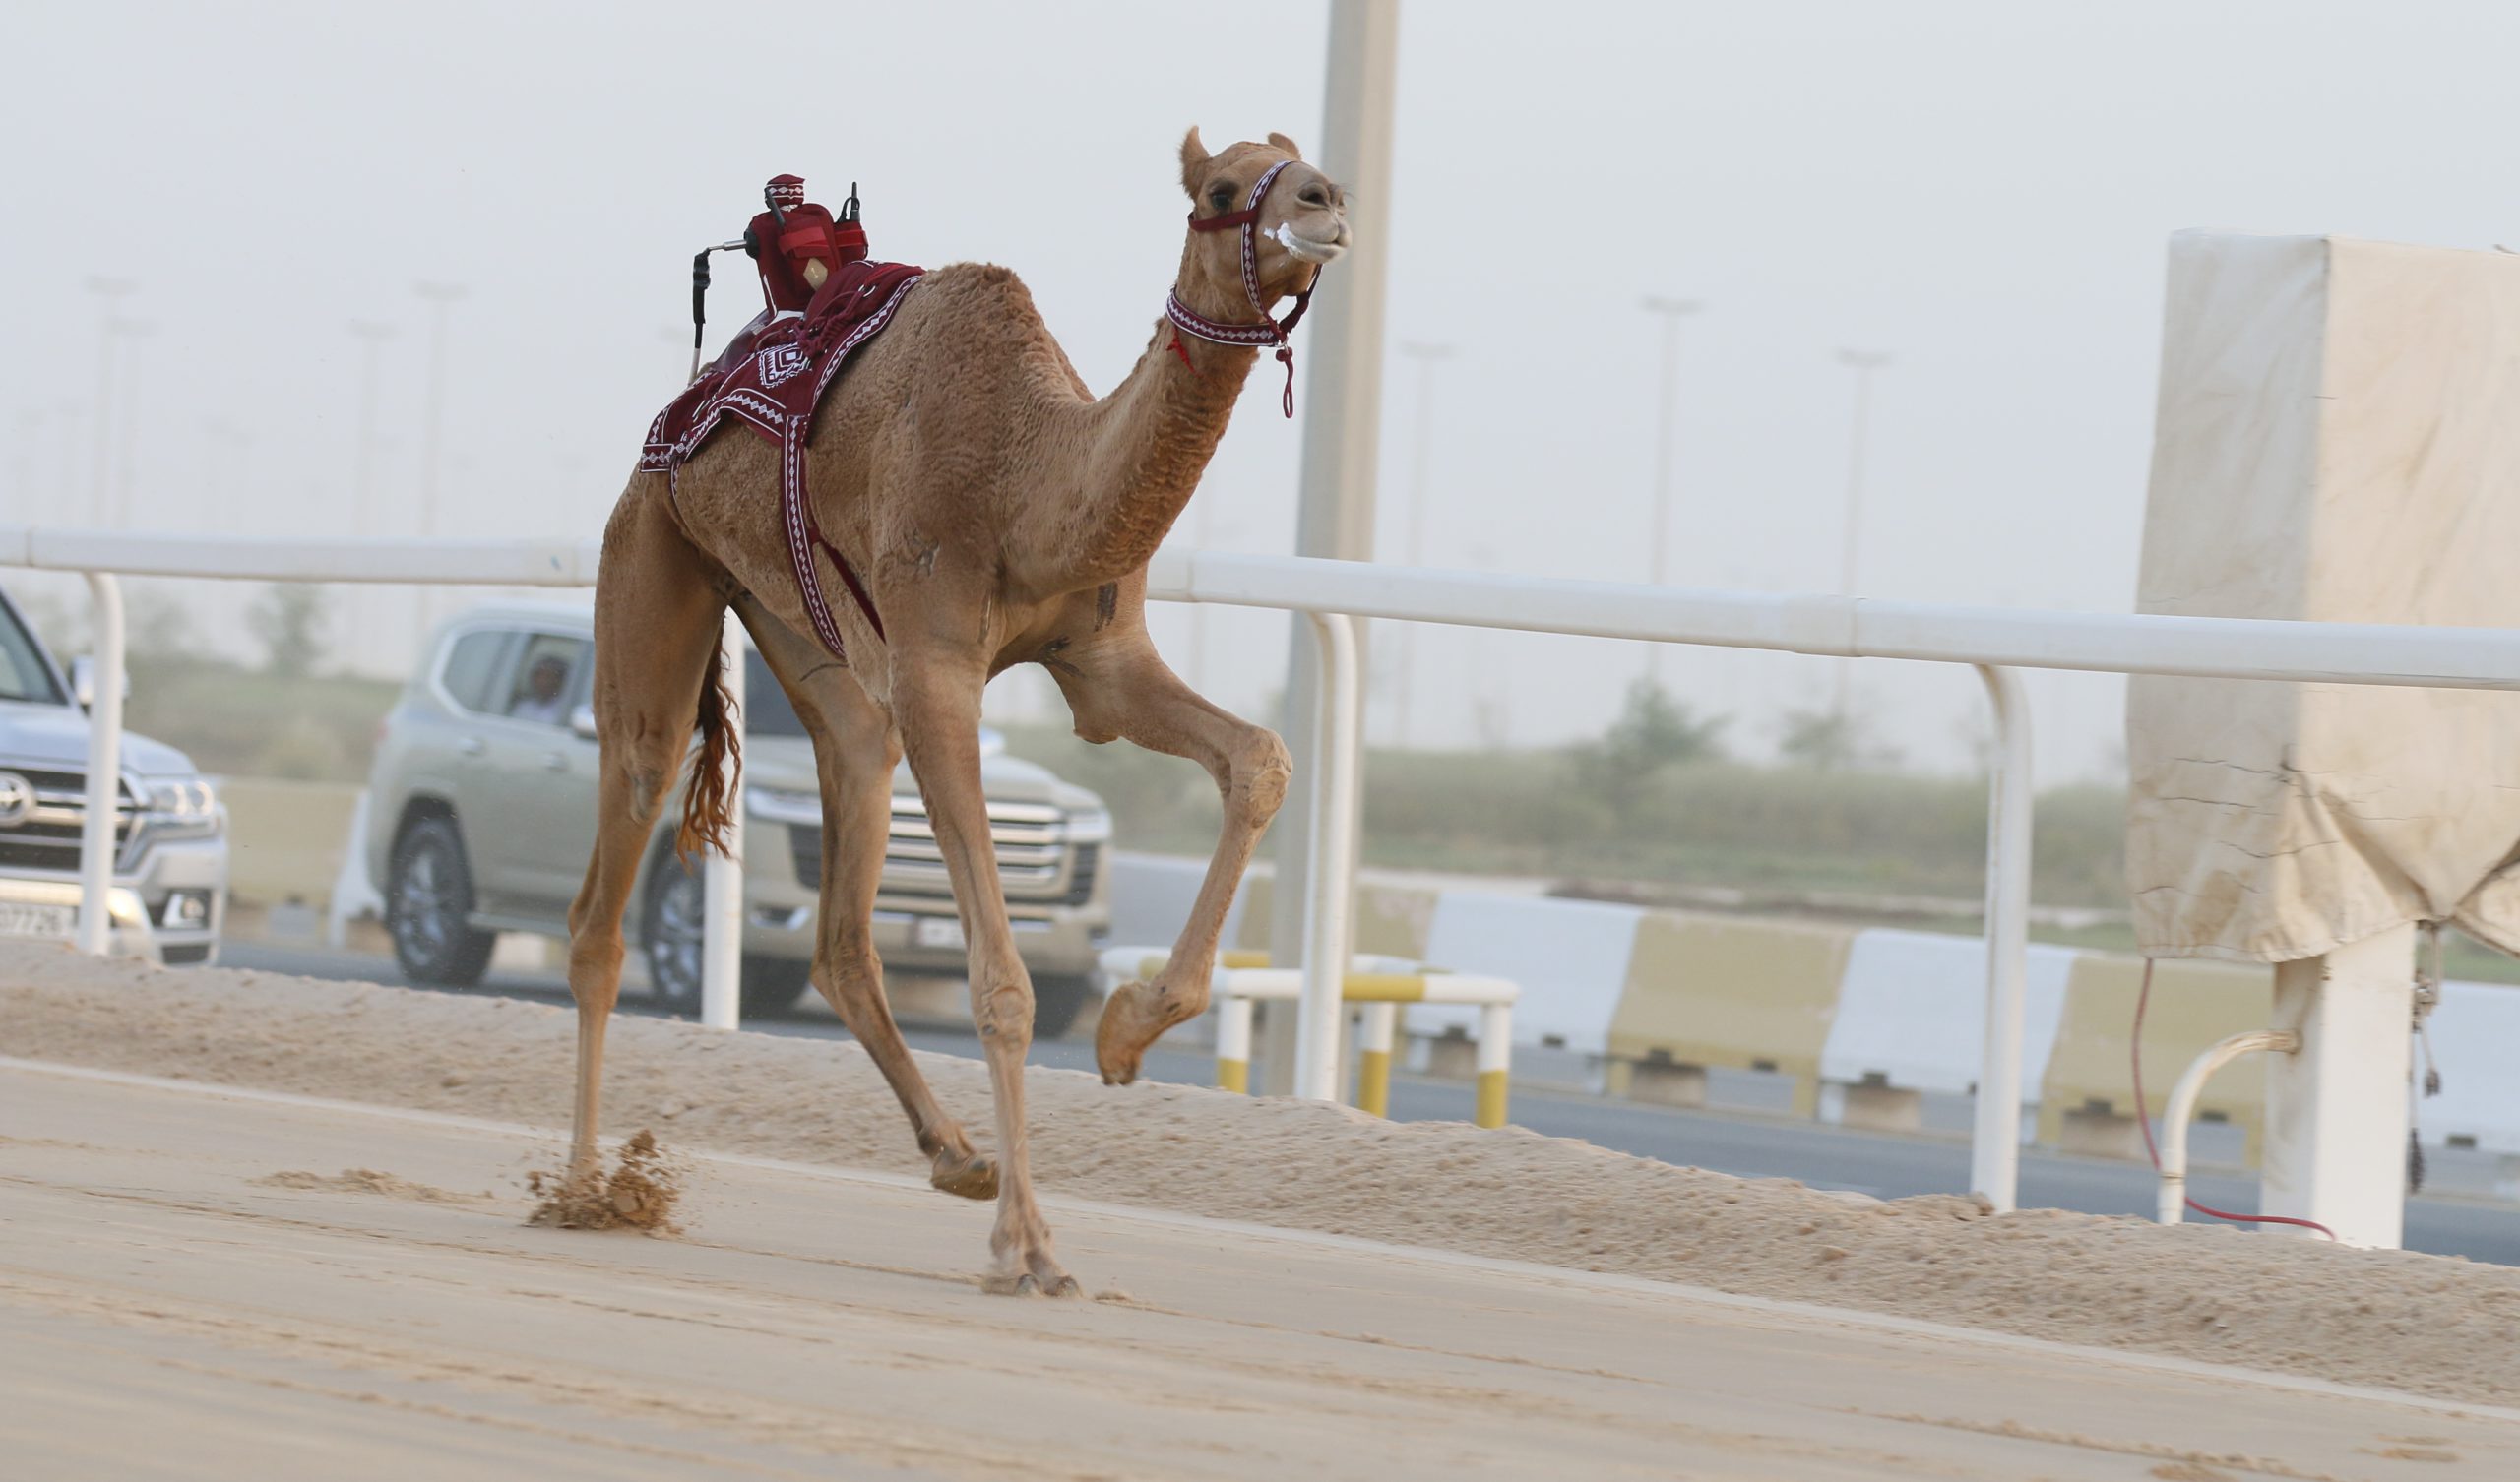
[{"left": 901, "top": 263, "right": 1059, "bottom": 353}]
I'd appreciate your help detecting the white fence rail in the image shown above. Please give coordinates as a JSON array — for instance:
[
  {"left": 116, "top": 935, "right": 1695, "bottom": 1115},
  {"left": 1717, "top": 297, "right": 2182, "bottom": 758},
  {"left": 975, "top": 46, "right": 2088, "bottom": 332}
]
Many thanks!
[{"left": 12, "top": 524, "right": 2520, "bottom": 1220}]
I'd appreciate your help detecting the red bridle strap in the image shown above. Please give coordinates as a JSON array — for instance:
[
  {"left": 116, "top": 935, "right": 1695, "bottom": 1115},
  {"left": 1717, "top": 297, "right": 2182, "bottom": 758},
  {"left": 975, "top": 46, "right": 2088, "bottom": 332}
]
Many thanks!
[{"left": 1165, "top": 158, "right": 1322, "bottom": 418}]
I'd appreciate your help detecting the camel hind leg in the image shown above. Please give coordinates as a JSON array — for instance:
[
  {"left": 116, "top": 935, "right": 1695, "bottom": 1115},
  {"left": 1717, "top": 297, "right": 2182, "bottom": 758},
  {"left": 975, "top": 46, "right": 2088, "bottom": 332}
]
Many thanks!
[
  {"left": 562, "top": 479, "right": 731, "bottom": 1181},
  {"left": 735, "top": 595, "right": 997, "bottom": 1199}
]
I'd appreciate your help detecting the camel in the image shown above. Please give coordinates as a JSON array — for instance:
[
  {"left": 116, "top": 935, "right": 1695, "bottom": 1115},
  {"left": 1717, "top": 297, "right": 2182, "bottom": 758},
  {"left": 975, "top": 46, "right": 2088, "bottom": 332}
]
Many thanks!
[{"left": 561, "top": 128, "right": 1351, "bottom": 1294}]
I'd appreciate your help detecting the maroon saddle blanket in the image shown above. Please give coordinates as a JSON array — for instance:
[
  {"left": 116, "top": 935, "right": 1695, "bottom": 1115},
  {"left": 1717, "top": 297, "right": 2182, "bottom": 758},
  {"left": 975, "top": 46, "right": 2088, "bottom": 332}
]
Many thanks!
[{"left": 641, "top": 259, "right": 924, "bottom": 660}]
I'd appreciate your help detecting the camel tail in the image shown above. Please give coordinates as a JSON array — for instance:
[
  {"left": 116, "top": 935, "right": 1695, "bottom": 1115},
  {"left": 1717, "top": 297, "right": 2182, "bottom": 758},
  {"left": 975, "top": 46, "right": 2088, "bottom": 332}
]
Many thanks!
[{"left": 675, "top": 638, "right": 741, "bottom": 862}]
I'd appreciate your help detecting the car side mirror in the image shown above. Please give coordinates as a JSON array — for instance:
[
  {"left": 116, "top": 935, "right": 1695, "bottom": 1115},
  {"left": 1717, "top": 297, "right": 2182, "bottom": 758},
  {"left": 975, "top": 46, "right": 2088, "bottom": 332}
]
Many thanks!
[
  {"left": 569, "top": 703, "right": 599, "bottom": 741},
  {"left": 68, "top": 656, "right": 128, "bottom": 711}
]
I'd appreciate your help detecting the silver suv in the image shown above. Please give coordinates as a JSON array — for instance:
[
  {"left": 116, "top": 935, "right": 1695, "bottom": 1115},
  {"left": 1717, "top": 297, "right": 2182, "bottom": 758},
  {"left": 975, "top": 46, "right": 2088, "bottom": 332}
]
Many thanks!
[
  {"left": 0, "top": 581, "right": 227, "bottom": 961},
  {"left": 362, "top": 602, "right": 1114, "bottom": 1032}
]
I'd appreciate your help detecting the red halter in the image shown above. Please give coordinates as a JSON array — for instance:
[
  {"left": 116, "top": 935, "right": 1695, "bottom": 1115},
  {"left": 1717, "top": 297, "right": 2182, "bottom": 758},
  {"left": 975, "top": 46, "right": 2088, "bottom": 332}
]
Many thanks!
[{"left": 1164, "top": 158, "right": 1321, "bottom": 418}]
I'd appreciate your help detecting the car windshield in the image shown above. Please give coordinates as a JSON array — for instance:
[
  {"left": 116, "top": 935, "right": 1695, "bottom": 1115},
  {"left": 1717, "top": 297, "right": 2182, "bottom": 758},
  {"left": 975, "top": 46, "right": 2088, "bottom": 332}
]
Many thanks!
[
  {"left": 742, "top": 650, "right": 808, "bottom": 737},
  {"left": 0, "top": 594, "right": 66, "bottom": 706}
]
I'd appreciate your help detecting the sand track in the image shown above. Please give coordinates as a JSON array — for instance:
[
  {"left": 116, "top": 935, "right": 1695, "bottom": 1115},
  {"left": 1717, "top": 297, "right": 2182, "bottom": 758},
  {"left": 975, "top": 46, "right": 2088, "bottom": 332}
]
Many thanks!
[{"left": 4, "top": 940, "right": 2520, "bottom": 1471}]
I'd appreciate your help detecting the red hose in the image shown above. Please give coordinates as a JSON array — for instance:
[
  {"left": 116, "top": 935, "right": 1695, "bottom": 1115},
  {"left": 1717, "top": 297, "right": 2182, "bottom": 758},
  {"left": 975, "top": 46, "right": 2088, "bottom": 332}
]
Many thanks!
[{"left": 2132, "top": 957, "right": 2336, "bottom": 1239}]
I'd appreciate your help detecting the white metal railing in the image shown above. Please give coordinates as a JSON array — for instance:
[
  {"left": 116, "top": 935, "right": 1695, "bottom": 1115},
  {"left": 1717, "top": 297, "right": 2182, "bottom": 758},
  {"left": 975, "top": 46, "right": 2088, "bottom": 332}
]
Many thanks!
[{"left": 13, "top": 525, "right": 2520, "bottom": 1215}]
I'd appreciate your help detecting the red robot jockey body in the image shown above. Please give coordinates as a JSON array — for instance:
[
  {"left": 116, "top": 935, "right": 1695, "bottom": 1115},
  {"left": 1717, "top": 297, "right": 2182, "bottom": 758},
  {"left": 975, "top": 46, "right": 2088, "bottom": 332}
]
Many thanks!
[
  {"left": 747, "top": 174, "right": 867, "bottom": 319},
  {"left": 686, "top": 175, "right": 871, "bottom": 380}
]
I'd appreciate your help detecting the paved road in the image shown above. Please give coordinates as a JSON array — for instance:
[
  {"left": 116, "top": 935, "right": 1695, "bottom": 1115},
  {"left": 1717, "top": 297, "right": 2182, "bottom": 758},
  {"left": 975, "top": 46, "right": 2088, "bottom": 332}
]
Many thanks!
[
  {"left": 219, "top": 940, "right": 2520, "bottom": 1266},
  {"left": 12, "top": 1060, "right": 2515, "bottom": 1481}
]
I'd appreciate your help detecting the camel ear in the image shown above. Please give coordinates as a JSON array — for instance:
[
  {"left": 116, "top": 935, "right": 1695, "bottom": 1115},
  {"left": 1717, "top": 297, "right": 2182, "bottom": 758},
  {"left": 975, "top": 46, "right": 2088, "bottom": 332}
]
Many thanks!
[
  {"left": 1178, "top": 127, "right": 1211, "bottom": 199},
  {"left": 1266, "top": 132, "right": 1303, "bottom": 160}
]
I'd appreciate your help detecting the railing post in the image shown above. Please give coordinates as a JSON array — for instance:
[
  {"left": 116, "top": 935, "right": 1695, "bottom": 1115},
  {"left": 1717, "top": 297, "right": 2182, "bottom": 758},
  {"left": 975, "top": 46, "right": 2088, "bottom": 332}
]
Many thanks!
[
  {"left": 1971, "top": 663, "right": 2033, "bottom": 1210},
  {"left": 77, "top": 572, "right": 126, "bottom": 956},
  {"left": 1294, "top": 612, "right": 1360, "bottom": 1102},
  {"left": 699, "top": 608, "right": 746, "bottom": 1031},
  {"left": 2264, "top": 924, "right": 2416, "bottom": 1248}
]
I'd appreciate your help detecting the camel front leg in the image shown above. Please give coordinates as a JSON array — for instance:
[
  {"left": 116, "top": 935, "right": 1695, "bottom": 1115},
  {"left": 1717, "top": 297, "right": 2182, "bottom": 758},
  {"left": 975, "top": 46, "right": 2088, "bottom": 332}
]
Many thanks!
[
  {"left": 1051, "top": 640, "right": 1291, "bottom": 1086},
  {"left": 892, "top": 647, "right": 1078, "bottom": 1296},
  {"left": 738, "top": 598, "right": 995, "bottom": 1200}
]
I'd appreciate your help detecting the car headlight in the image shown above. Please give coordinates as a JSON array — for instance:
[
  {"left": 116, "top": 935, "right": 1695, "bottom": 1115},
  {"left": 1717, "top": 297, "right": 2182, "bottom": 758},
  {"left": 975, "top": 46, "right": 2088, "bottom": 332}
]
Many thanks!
[
  {"left": 142, "top": 777, "right": 221, "bottom": 835},
  {"left": 146, "top": 778, "right": 217, "bottom": 816},
  {"left": 1063, "top": 808, "right": 1112, "bottom": 844}
]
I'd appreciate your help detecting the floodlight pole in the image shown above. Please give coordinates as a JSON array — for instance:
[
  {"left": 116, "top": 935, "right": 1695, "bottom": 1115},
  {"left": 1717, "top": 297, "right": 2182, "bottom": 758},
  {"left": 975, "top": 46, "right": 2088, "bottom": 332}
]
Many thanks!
[
  {"left": 1640, "top": 296, "right": 1702, "bottom": 685},
  {"left": 1392, "top": 340, "right": 1453, "bottom": 749},
  {"left": 1265, "top": 0, "right": 1399, "bottom": 1096},
  {"left": 86, "top": 278, "right": 136, "bottom": 525},
  {"left": 413, "top": 281, "right": 468, "bottom": 647},
  {"left": 346, "top": 320, "right": 398, "bottom": 671},
  {"left": 1834, "top": 348, "right": 1891, "bottom": 719}
]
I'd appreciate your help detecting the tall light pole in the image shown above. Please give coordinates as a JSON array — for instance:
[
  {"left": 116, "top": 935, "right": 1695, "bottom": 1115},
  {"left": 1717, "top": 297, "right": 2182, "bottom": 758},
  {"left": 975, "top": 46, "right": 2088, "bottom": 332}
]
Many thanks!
[
  {"left": 346, "top": 320, "right": 398, "bottom": 671},
  {"left": 1639, "top": 296, "right": 1702, "bottom": 685},
  {"left": 1834, "top": 348, "right": 1892, "bottom": 719},
  {"left": 1392, "top": 340, "right": 1453, "bottom": 749},
  {"left": 85, "top": 278, "right": 137, "bottom": 525},
  {"left": 203, "top": 419, "right": 252, "bottom": 530},
  {"left": 55, "top": 400, "right": 83, "bottom": 507},
  {"left": 413, "top": 281, "right": 468, "bottom": 641},
  {"left": 9, "top": 410, "right": 40, "bottom": 508},
  {"left": 1266, "top": 0, "right": 1397, "bottom": 1098},
  {"left": 108, "top": 318, "right": 154, "bottom": 526}
]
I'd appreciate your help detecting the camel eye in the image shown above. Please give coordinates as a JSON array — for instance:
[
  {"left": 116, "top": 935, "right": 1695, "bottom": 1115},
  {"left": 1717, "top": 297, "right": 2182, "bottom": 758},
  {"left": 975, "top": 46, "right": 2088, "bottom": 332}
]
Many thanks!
[{"left": 1207, "top": 183, "right": 1237, "bottom": 213}]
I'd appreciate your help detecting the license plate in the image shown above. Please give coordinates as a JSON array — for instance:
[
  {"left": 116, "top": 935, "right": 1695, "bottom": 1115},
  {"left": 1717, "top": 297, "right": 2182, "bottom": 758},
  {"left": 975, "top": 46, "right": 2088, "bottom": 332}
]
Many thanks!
[
  {"left": 914, "top": 915, "right": 966, "bottom": 951},
  {"left": 0, "top": 902, "right": 75, "bottom": 939}
]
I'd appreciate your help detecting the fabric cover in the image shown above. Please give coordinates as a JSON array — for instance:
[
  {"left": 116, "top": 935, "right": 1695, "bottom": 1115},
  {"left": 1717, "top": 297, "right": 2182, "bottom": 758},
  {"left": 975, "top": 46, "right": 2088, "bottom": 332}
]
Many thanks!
[
  {"left": 2127, "top": 231, "right": 2520, "bottom": 963},
  {"left": 642, "top": 258, "right": 922, "bottom": 660}
]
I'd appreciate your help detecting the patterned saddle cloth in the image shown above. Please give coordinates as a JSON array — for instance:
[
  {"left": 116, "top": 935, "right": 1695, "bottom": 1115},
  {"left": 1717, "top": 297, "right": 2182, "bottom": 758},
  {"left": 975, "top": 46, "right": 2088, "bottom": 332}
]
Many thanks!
[{"left": 640, "top": 259, "right": 924, "bottom": 660}]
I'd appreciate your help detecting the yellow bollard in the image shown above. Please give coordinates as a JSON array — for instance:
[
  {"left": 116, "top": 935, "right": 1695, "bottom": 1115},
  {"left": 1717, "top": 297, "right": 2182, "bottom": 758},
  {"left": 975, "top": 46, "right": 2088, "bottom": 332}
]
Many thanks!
[{"left": 1355, "top": 1001, "right": 1398, "bottom": 1117}]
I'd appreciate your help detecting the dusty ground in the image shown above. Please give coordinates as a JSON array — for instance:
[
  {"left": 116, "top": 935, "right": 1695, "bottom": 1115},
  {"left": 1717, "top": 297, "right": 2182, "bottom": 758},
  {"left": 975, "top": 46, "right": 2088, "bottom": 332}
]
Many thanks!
[
  {"left": 6, "top": 941, "right": 2520, "bottom": 1417},
  {"left": 9, "top": 1061, "right": 2518, "bottom": 1481}
]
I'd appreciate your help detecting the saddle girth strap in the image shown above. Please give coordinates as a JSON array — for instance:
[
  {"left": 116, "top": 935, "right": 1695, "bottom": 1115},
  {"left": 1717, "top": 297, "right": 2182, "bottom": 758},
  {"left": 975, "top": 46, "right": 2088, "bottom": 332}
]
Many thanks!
[{"left": 777, "top": 413, "right": 883, "bottom": 662}]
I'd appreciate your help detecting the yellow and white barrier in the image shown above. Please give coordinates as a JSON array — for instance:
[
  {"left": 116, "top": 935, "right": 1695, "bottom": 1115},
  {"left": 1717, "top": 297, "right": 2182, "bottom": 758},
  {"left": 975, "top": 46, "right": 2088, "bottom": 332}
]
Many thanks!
[{"left": 1101, "top": 948, "right": 1518, "bottom": 1129}]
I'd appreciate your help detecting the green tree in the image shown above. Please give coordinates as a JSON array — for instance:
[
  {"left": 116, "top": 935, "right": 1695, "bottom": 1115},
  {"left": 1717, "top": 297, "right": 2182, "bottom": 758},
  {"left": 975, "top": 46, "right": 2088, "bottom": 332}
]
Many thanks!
[
  {"left": 1778, "top": 706, "right": 1901, "bottom": 772},
  {"left": 246, "top": 584, "right": 330, "bottom": 679},
  {"left": 1569, "top": 678, "right": 1728, "bottom": 807}
]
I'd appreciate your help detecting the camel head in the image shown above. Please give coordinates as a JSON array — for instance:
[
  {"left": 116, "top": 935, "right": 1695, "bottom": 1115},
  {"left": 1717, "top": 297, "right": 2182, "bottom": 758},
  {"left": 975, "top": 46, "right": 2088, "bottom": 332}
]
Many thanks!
[{"left": 1175, "top": 127, "right": 1350, "bottom": 309}]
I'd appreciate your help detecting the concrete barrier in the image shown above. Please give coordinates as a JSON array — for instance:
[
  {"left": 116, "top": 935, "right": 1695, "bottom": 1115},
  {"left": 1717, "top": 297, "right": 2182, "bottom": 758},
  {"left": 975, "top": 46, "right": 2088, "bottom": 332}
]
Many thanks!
[
  {"left": 1111, "top": 854, "right": 2520, "bottom": 1173},
  {"left": 218, "top": 777, "right": 364, "bottom": 911},
  {"left": 1602, "top": 913, "right": 1855, "bottom": 1115},
  {"left": 1817, "top": 929, "right": 2079, "bottom": 1134},
  {"left": 1419, "top": 893, "right": 1642, "bottom": 1056},
  {"left": 2038, "top": 955, "right": 2272, "bottom": 1162}
]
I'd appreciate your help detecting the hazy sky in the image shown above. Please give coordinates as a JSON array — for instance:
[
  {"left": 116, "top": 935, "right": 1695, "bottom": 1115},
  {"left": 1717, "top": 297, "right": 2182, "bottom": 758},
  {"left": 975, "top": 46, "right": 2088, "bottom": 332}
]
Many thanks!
[{"left": 9, "top": 1, "right": 2518, "bottom": 780}]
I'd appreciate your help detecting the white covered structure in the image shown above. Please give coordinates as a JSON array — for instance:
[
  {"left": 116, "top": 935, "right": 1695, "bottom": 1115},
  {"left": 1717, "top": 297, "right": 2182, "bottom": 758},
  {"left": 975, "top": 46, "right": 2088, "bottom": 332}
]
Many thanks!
[{"left": 2128, "top": 231, "right": 2520, "bottom": 1246}]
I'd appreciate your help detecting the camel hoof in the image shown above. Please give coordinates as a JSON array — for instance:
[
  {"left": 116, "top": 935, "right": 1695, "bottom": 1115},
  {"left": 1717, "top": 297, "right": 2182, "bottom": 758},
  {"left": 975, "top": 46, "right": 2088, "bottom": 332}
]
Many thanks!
[
  {"left": 982, "top": 1269, "right": 1084, "bottom": 1298},
  {"left": 1095, "top": 980, "right": 1161, "bottom": 1086},
  {"left": 929, "top": 1149, "right": 998, "bottom": 1202}
]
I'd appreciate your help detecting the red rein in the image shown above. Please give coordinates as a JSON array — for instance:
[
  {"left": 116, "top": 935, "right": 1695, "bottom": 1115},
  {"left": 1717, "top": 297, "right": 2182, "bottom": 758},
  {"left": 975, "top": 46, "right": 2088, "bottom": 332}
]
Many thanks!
[{"left": 1165, "top": 158, "right": 1318, "bottom": 419}]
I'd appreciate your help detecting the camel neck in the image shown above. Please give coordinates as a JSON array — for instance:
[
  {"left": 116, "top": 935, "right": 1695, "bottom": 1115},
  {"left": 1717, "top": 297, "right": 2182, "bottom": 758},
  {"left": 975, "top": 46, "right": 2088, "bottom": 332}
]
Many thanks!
[{"left": 1061, "top": 312, "right": 1258, "bottom": 586}]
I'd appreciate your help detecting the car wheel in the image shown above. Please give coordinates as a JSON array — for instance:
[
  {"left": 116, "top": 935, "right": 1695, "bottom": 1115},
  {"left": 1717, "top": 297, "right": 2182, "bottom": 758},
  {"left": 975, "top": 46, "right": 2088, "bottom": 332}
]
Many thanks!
[
  {"left": 387, "top": 817, "right": 496, "bottom": 987},
  {"left": 641, "top": 860, "right": 813, "bottom": 1018},
  {"left": 740, "top": 954, "right": 814, "bottom": 1016},
  {"left": 1031, "top": 973, "right": 1093, "bottom": 1040}
]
